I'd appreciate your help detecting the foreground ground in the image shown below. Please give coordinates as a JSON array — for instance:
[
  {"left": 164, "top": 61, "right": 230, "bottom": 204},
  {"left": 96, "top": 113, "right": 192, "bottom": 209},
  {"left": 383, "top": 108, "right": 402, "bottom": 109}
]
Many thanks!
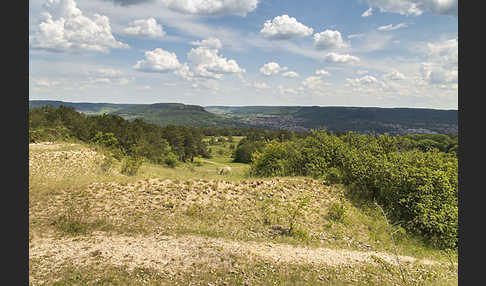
[{"left": 29, "top": 141, "right": 457, "bottom": 285}]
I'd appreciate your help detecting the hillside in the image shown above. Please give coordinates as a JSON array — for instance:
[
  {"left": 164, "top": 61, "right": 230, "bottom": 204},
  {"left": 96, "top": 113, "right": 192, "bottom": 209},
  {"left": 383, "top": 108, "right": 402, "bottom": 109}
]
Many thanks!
[
  {"left": 30, "top": 100, "right": 458, "bottom": 134},
  {"left": 29, "top": 100, "right": 246, "bottom": 128},
  {"left": 206, "top": 106, "right": 458, "bottom": 134},
  {"left": 29, "top": 141, "right": 457, "bottom": 285}
]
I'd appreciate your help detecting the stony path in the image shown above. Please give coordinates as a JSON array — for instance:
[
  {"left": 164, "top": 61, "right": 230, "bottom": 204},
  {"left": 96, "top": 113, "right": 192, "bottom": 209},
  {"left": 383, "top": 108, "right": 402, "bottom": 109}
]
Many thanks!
[{"left": 30, "top": 232, "right": 439, "bottom": 278}]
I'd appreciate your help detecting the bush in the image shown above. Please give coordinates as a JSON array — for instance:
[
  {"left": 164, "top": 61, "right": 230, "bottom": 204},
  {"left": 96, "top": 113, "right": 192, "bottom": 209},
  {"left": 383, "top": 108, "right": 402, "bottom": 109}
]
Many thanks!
[
  {"left": 193, "top": 156, "right": 204, "bottom": 166},
  {"left": 164, "top": 152, "right": 178, "bottom": 168},
  {"left": 250, "top": 140, "right": 303, "bottom": 177},
  {"left": 325, "top": 167, "right": 343, "bottom": 184},
  {"left": 248, "top": 131, "right": 458, "bottom": 249},
  {"left": 120, "top": 156, "right": 143, "bottom": 176},
  {"left": 100, "top": 152, "right": 116, "bottom": 173},
  {"left": 327, "top": 201, "right": 346, "bottom": 222}
]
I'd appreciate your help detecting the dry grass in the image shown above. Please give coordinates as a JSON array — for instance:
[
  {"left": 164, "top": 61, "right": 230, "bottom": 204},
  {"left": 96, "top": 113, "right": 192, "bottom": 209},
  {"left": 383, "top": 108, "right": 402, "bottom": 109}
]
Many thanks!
[{"left": 29, "top": 141, "right": 458, "bottom": 285}]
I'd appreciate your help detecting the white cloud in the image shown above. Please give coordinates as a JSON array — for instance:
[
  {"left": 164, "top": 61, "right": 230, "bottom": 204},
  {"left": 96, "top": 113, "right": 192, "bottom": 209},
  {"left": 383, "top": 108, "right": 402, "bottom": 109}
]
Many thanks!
[
  {"left": 259, "top": 62, "right": 288, "bottom": 76},
  {"left": 30, "top": 0, "right": 128, "bottom": 53},
  {"left": 277, "top": 85, "right": 298, "bottom": 95},
  {"left": 253, "top": 82, "right": 270, "bottom": 89},
  {"left": 383, "top": 70, "right": 406, "bottom": 80},
  {"left": 348, "top": 33, "right": 365, "bottom": 39},
  {"left": 186, "top": 46, "right": 245, "bottom": 79},
  {"left": 95, "top": 68, "right": 124, "bottom": 77},
  {"left": 88, "top": 68, "right": 133, "bottom": 85},
  {"left": 315, "top": 69, "right": 330, "bottom": 76},
  {"left": 377, "top": 23, "right": 408, "bottom": 31},
  {"left": 421, "top": 38, "right": 457, "bottom": 85},
  {"left": 346, "top": 75, "right": 387, "bottom": 89},
  {"left": 282, "top": 71, "right": 299, "bottom": 78},
  {"left": 124, "top": 17, "right": 165, "bottom": 38},
  {"left": 159, "top": 0, "right": 259, "bottom": 16},
  {"left": 365, "top": 0, "right": 457, "bottom": 16},
  {"left": 260, "top": 14, "right": 313, "bottom": 40},
  {"left": 362, "top": 7, "right": 373, "bottom": 17},
  {"left": 324, "top": 52, "right": 360, "bottom": 63},
  {"left": 33, "top": 78, "right": 61, "bottom": 87},
  {"left": 301, "top": 76, "right": 325, "bottom": 90},
  {"left": 313, "top": 29, "right": 349, "bottom": 50},
  {"left": 356, "top": 70, "right": 368, "bottom": 75},
  {"left": 190, "top": 37, "right": 223, "bottom": 49},
  {"left": 133, "top": 48, "right": 182, "bottom": 72}
]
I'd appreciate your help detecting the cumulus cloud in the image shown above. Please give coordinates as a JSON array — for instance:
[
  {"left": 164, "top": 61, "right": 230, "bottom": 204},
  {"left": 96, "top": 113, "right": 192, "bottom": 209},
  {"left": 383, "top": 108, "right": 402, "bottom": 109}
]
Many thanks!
[
  {"left": 315, "top": 69, "right": 330, "bottom": 76},
  {"left": 421, "top": 38, "right": 457, "bottom": 85},
  {"left": 383, "top": 70, "right": 406, "bottom": 80},
  {"left": 30, "top": 0, "right": 128, "bottom": 53},
  {"left": 313, "top": 30, "right": 349, "bottom": 50},
  {"left": 324, "top": 52, "right": 360, "bottom": 63},
  {"left": 105, "top": 0, "right": 153, "bottom": 6},
  {"left": 124, "top": 17, "right": 165, "bottom": 38},
  {"left": 362, "top": 7, "right": 373, "bottom": 17},
  {"left": 259, "top": 62, "right": 288, "bottom": 76},
  {"left": 282, "top": 71, "right": 299, "bottom": 78},
  {"left": 159, "top": 0, "right": 259, "bottom": 16},
  {"left": 133, "top": 48, "right": 182, "bottom": 72},
  {"left": 171, "top": 38, "right": 244, "bottom": 82},
  {"left": 365, "top": 0, "right": 457, "bottom": 16},
  {"left": 186, "top": 46, "right": 245, "bottom": 79},
  {"left": 301, "top": 76, "right": 325, "bottom": 90},
  {"left": 346, "top": 75, "right": 387, "bottom": 89},
  {"left": 260, "top": 14, "right": 313, "bottom": 40},
  {"left": 190, "top": 37, "right": 223, "bottom": 49},
  {"left": 377, "top": 23, "right": 408, "bottom": 31}
]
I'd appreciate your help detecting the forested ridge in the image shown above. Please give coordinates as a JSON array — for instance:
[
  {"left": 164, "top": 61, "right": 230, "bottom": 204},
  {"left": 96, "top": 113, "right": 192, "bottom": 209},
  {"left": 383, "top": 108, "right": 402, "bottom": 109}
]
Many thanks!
[{"left": 29, "top": 105, "right": 458, "bottom": 250}]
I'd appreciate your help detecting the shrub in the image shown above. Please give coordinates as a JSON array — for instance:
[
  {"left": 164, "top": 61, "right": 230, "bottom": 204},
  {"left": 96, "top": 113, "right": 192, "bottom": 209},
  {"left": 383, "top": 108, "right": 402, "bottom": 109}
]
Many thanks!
[
  {"left": 249, "top": 131, "right": 458, "bottom": 249},
  {"left": 100, "top": 152, "right": 116, "bottom": 173},
  {"left": 250, "top": 140, "right": 302, "bottom": 177},
  {"left": 120, "top": 155, "right": 143, "bottom": 176},
  {"left": 328, "top": 201, "right": 346, "bottom": 223},
  {"left": 164, "top": 152, "right": 178, "bottom": 168},
  {"left": 193, "top": 156, "right": 204, "bottom": 166}
]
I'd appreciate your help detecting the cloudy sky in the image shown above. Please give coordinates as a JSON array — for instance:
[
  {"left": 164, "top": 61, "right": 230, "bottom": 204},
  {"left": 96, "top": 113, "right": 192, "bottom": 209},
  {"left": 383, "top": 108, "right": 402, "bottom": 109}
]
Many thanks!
[{"left": 29, "top": 0, "right": 458, "bottom": 109}]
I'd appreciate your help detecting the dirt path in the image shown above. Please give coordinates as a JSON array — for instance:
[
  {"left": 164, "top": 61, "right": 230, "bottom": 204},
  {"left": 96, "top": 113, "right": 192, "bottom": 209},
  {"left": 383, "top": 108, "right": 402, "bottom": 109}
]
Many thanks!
[{"left": 30, "top": 232, "right": 439, "bottom": 278}]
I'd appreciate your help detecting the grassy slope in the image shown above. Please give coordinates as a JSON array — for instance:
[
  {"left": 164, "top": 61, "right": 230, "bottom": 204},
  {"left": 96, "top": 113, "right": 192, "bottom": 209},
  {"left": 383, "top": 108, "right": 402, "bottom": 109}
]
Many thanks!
[{"left": 29, "top": 138, "right": 457, "bottom": 285}]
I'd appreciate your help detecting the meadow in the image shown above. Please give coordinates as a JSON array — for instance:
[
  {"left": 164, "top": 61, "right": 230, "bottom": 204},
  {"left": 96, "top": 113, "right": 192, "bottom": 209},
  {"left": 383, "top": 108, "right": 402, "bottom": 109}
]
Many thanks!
[{"left": 29, "top": 136, "right": 457, "bottom": 285}]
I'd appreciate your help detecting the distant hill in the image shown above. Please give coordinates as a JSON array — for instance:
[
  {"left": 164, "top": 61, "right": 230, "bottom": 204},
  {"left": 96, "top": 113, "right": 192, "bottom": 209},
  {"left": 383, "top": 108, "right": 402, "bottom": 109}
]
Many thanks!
[
  {"left": 29, "top": 100, "right": 245, "bottom": 128},
  {"left": 30, "top": 101, "right": 457, "bottom": 134},
  {"left": 205, "top": 106, "right": 458, "bottom": 134}
]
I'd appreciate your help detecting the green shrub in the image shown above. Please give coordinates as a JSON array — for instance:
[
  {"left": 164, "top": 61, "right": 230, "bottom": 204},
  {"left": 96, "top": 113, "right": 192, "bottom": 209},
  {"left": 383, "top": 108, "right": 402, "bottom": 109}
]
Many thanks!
[
  {"left": 328, "top": 201, "right": 346, "bottom": 222},
  {"left": 120, "top": 156, "right": 143, "bottom": 176},
  {"left": 193, "top": 156, "right": 204, "bottom": 166},
  {"left": 164, "top": 152, "right": 178, "bottom": 168},
  {"left": 249, "top": 131, "right": 458, "bottom": 249}
]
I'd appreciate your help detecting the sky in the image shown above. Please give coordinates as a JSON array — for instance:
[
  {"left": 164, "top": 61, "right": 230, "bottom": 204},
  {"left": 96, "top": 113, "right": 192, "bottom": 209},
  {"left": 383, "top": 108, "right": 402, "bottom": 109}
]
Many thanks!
[{"left": 29, "top": 0, "right": 458, "bottom": 109}]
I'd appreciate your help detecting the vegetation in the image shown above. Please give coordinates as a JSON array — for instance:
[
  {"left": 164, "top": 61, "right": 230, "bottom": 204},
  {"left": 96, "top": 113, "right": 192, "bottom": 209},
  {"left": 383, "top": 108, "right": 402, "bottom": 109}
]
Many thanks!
[
  {"left": 207, "top": 105, "right": 458, "bottom": 134},
  {"left": 30, "top": 100, "right": 457, "bottom": 135},
  {"left": 29, "top": 104, "right": 458, "bottom": 285},
  {"left": 250, "top": 131, "right": 458, "bottom": 249}
]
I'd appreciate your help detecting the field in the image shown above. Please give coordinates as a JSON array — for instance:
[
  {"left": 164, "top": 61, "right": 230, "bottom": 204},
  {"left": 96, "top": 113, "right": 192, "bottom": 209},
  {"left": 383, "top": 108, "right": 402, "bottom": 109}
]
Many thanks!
[{"left": 29, "top": 138, "right": 457, "bottom": 285}]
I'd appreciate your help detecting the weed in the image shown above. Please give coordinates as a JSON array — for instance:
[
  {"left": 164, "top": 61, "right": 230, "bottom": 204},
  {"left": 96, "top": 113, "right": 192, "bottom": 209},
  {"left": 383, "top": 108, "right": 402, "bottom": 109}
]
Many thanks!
[
  {"left": 121, "top": 156, "right": 143, "bottom": 176},
  {"left": 327, "top": 200, "right": 347, "bottom": 223}
]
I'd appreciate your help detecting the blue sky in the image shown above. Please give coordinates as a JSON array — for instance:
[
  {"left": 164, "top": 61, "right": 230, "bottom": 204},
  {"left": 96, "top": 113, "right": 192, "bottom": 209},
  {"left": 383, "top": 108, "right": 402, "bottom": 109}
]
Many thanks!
[{"left": 29, "top": 0, "right": 458, "bottom": 109}]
